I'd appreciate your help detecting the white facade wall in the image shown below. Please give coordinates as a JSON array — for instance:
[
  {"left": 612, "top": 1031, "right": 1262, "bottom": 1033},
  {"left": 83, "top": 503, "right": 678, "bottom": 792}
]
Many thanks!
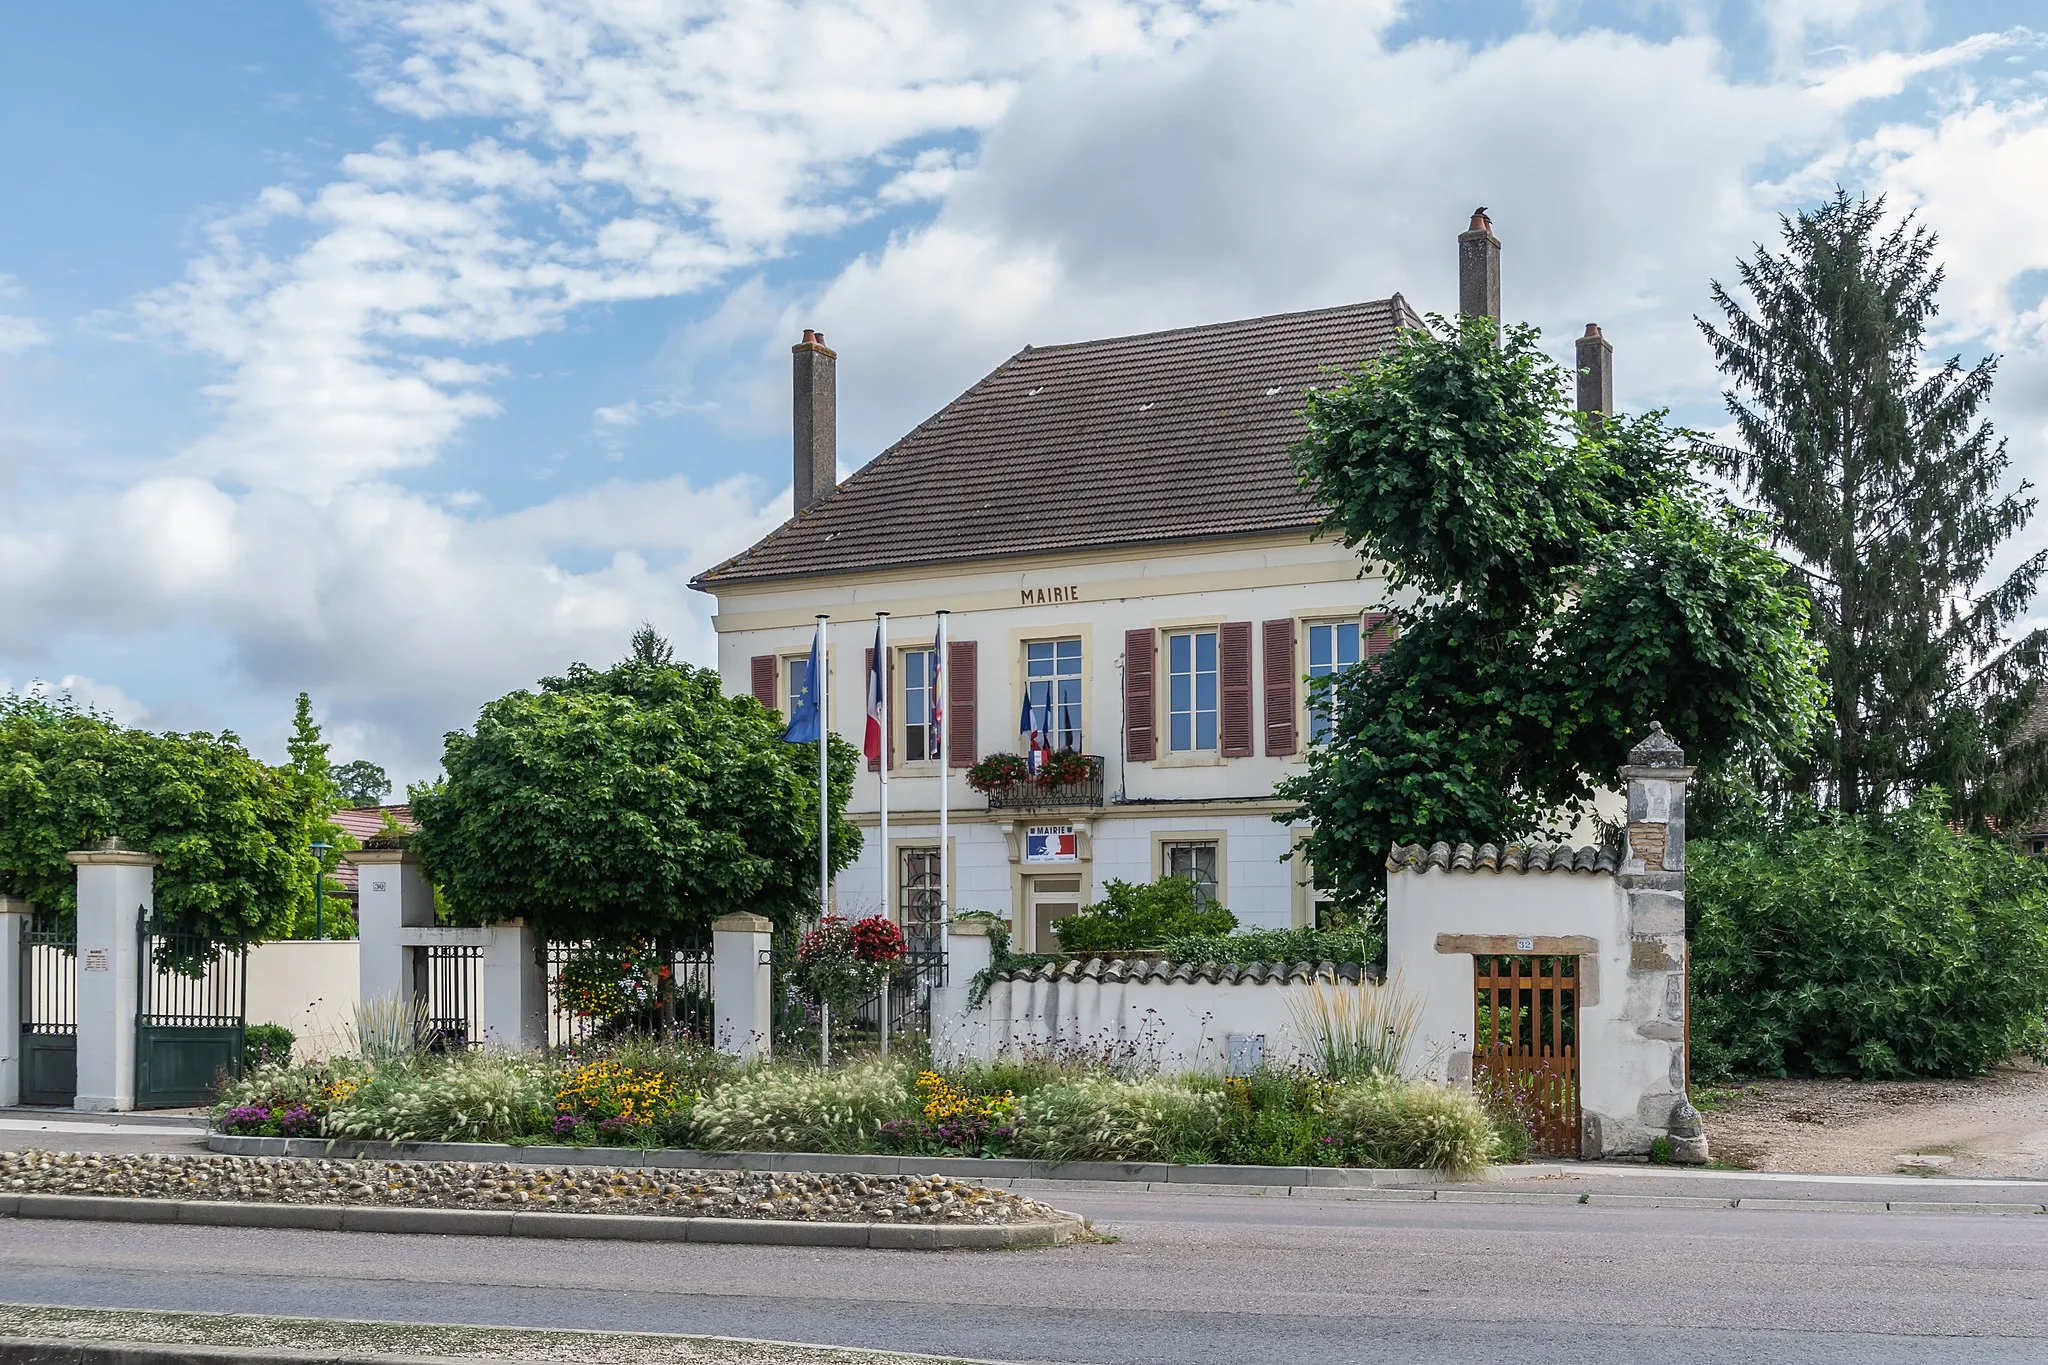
[{"left": 707, "top": 533, "right": 1401, "bottom": 936}]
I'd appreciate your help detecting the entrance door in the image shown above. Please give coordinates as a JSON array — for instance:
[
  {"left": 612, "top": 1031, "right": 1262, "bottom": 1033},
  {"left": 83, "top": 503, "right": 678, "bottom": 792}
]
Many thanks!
[
  {"left": 1473, "top": 954, "right": 1581, "bottom": 1157},
  {"left": 1026, "top": 876, "right": 1082, "bottom": 953}
]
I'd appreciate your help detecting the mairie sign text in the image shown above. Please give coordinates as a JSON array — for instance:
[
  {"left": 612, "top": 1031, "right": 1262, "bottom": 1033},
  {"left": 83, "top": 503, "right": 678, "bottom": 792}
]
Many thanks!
[{"left": 1020, "top": 584, "right": 1082, "bottom": 606}]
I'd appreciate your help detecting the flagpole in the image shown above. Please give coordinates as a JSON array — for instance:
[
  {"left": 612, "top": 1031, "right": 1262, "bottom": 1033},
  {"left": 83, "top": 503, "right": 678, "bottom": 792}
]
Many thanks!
[
  {"left": 876, "top": 611, "right": 890, "bottom": 1059},
  {"left": 817, "top": 613, "right": 830, "bottom": 1069},
  {"left": 936, "top": 610, "right": 950, "bottom": 971}
]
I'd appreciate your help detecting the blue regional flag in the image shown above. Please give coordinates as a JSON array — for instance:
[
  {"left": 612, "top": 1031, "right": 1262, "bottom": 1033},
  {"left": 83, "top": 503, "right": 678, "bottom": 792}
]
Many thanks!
[{"left": 782, "top": 623, "right": 823, "bottom": 743}]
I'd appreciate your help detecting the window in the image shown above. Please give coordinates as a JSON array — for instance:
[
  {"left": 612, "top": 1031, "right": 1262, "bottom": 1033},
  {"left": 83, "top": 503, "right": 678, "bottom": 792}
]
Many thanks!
[
  {"left": 1167, "top": 630, "right": 1218, "bottom": 752},
  {"left": 1162, "top": 841, "right": 1220, "bottom": 908},
  {"left": 902, "top": 649, "right": 939, "bottom": 761},
  {"left": 901, "top": 847, "right": 942, "bottom": 953},
  {"left": 1306, "top": 620, "right": 1363, "bottom": 743},
  {"left": 784, "top": 655, "right": 812, "bottom": 716},
  {"left": 1026, "top": 639, "right": 1083, "bottom": 750}
]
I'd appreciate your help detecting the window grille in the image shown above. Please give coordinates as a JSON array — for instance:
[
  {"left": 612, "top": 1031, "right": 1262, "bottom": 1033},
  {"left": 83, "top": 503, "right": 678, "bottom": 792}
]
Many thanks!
[
  {"left": 901, "top": 847, "right": 943, "bottom": 953},
  {"left": 1162, "top": 841, "right": 1220, "bottom": 907}
]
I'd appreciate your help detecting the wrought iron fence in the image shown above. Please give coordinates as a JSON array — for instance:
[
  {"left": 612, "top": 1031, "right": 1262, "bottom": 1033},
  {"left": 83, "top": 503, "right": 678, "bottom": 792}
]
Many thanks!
[
  {"left": 544, "top": 939, "right": 714, "bottom": 1049},
  {"left": 21, "top": 915, "right": 77, "bottom": 1105},
  {"left": 982, "top": 756, "right": 1106, "bottom": 811},
  {"left": 421, "top": 943, "right": 482, "bottom": 1050},
  {"left": 135, "top": 915, "right": 247, "bottom": 1109}
]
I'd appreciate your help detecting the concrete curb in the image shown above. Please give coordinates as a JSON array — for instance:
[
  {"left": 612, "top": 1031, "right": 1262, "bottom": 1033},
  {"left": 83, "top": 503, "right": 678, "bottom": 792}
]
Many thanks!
[
  {"left": 204, "top": 1133, "right": 1509, "bottom": 1188},
  {"left": 0, "top": 1338, "right": 511, "bottom": 1365},
  {"left": 0, "top": 1193, "right": 1081, "bottom": 1249}
]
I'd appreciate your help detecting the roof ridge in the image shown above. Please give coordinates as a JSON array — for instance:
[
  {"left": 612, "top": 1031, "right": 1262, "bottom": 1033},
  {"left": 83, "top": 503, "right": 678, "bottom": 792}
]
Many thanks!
[{"left": 1018, "top": 296, "right": 1409, "bottom": 356}]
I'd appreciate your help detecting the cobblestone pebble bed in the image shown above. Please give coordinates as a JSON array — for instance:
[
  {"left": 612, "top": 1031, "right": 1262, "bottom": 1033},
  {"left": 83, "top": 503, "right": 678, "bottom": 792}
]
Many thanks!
[{"left": 0, "top": 1150, "right": 1062, "bottom": 1225}]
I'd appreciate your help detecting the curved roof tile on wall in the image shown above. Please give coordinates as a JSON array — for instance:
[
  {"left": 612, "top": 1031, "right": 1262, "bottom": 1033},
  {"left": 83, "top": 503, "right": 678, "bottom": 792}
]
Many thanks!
[
  {"left": 1385, "top": 841, "right": 1619, "bottom": 874},
  {"left": 693, "top": 296, "right": 1422, "bottom": 588}
]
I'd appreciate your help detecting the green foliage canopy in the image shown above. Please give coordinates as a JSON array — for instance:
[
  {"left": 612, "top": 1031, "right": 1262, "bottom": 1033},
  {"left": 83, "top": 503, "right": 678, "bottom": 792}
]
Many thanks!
[
  {"left": 1279, "top": 315, "right": 1825, "bottom": 905},
  {"left": 333, "top": 759, "right": 393, "bottom": 808},
  {"left": 1050, "top": 874, "right": 1237, "bottom": 953},
  {"left": 0, "top": 692, "right": 322, "bottom": 942},
  {"left": 411, "top": 655, "right": 860, "bottom": 944},
  {"left": 1690, "top": 795, "right": 2048, "bottom": 1079}
]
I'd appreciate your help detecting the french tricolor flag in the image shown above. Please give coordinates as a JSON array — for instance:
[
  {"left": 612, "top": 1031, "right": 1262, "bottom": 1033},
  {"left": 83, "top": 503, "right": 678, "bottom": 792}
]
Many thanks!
[{"left": 863, "top": 619, "right": 886, "bottom": 763}]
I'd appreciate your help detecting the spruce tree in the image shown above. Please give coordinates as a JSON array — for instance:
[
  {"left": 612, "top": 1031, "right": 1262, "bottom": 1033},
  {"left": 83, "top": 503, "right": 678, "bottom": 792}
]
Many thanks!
[{"left": 1698, "top": 190, "right": 2048, "bottom": 827}]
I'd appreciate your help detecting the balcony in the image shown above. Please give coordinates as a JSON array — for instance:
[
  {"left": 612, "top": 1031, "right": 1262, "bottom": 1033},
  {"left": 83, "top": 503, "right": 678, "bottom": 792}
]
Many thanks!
[{"left": 978, "top": 754, "right": 1106, "bottom": 811}]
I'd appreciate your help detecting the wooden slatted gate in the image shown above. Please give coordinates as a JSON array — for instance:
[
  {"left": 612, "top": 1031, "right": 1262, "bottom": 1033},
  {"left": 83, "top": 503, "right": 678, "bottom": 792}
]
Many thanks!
[{"left": 1473, "top": 954, "right": 1581, "bottom": 1158}]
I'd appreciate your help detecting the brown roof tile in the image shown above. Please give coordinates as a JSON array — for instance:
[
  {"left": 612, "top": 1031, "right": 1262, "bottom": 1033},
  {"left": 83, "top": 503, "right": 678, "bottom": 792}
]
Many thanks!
[{"left": 693, "top": 296, "right": 1421, "bottom": 588}]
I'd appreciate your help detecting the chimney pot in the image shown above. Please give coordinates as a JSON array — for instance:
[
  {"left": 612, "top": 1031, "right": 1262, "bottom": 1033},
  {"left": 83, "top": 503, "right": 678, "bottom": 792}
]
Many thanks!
[
  {"left": 792, "top": 329, "right": 838, "bottom": 512},
  {"left": 1457, "top": 208, "right": 1502, "bottom": 342}
]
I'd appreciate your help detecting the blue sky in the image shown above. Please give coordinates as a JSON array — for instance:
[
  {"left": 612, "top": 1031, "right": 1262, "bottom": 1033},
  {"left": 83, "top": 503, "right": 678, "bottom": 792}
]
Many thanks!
[{"left": 2, "top": 1, "right": 2045, "bottom": 784}]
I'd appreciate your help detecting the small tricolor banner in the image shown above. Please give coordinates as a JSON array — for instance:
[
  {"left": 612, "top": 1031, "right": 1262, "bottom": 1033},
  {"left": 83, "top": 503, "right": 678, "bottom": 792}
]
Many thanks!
[{"left": 1024, "top": 825, "right": 1078, "bottom": 863}]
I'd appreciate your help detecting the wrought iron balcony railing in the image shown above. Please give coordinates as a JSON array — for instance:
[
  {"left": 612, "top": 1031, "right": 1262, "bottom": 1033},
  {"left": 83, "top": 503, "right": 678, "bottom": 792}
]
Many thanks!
[{"left": 983, "top": 757, "right": 1106, "bottom": 811}]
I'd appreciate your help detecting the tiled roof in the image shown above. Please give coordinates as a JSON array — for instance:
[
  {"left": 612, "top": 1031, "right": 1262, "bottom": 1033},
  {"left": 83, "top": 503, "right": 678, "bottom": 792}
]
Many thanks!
[
  {"left": 329, "top": 805, "right": 415, "bottom": 897},
  {"left": 993, "top": 957, "right": 1372, "bottom": 985},
  {"left": 1386, "top": 842, "right": 1619, "bottom": 875},
  {"left": 693, "top": 297, "right": 1422, "bottom": 588}
]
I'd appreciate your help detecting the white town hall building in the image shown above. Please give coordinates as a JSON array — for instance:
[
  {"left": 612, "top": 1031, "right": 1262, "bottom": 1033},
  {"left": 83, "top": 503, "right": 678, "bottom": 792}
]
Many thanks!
[{"left": 692, "top": 213, "right": 1617, "bottom": 951}]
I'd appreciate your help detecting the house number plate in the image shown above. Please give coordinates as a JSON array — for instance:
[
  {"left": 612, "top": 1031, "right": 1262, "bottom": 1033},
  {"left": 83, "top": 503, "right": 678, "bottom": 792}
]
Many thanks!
[{"left": 1515, "top": 937, "right": 1535, "bottom": 952}]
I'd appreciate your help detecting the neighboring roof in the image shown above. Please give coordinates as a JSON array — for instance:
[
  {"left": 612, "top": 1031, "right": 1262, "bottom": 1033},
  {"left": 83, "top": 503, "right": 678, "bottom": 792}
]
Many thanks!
[
  {"left": 994, "top": 958, "right": 1373, "bottom": 986},
  {"left": 1386, "top": 842, "right": 1619, "bottom": 875},
  {"left": 329, "top": 805, "right": 415, "bottom": 898},
  {"left": 693, "top": 296, "right": 1423, "bottom": 589}
]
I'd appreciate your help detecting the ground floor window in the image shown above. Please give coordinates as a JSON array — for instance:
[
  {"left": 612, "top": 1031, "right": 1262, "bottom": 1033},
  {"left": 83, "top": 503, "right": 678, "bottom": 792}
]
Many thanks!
[
  {"left": 1161, "top": 840, "right": 1220, "bottom": 908},
  {"left": 901, "top": 847, "right": 942, "bottom": 954}
]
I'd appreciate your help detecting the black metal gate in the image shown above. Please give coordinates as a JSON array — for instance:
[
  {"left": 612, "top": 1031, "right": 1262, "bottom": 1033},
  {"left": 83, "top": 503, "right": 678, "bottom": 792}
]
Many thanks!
[
  {"left": 20, "top": 916, "right": 77, "bottom": 1105},
  {"left": 421, "top": 943, "right": 482, "bottom": 1050},
  {"left": 135, "top": 917, "right": 247, "bottom": 1109}
]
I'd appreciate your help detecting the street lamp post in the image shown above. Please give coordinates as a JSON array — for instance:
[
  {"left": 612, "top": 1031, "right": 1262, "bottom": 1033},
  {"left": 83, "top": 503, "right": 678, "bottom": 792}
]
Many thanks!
[{"left": 310, "top": 841, "right": 331, "bottom": 941}]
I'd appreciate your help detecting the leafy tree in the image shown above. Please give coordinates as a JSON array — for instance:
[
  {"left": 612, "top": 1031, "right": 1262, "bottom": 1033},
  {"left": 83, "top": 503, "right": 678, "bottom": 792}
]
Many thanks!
[
  {"left": 334, "top": 759, "right": 393, "bottom": 808},
  {"left": 1050, "top": 875, "right": 1237, "bottom": 953},
  {"left": 411, "top": 655, "right": 861, "bottom": 945},
  {"left": 1690, "top": 793, "right": 2048, "bottom": 1078},
  {"left": 0, "top": 692, "right": 311, "bottom": 942},
  {"left": 1279, "top": 315, "right": 1825, "bottom": 907},
  {"left": 628, "top": 623, "right": 676, "bottom": 667},
  {"left": 1698, "top": 191, "right": 2048, "bottom": 828}
]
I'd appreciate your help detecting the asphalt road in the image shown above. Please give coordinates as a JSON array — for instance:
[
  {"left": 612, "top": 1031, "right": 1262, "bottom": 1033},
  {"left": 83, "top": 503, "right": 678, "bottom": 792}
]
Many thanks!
[{"left": 8, "top": 1187, "right": 2048, "bottom": 1364}]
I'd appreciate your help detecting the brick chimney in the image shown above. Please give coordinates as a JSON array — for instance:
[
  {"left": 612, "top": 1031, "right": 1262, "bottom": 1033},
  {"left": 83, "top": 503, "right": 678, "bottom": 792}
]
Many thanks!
[
  {"left": 1576, "top": 323, "right": 1614, "bottom": 428},
  {"left": 792, "top": 328, "right": 837, "bottom": 512},
  {"left": 1457, "top": 207, "right": 1501, "bottom": 341}
]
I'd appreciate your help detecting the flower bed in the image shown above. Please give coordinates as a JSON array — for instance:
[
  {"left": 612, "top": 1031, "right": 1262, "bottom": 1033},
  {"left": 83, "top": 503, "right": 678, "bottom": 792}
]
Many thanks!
[{"left": 0, "top": 1150, "right": 1063, "bottom": 1226}]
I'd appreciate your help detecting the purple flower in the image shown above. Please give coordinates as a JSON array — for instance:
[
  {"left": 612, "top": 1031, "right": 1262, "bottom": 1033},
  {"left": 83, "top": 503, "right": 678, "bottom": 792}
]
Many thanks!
[{"left": 552, "top": 1114, "right": 585, "bottom": 1139}]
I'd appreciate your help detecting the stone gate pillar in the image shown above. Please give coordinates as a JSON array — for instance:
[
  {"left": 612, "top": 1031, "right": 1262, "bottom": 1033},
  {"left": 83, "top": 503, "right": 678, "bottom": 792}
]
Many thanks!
[
  {"left": 929, "top": 917, "right": 995, "bottom": 1067},
  {"left": 479, "top": 920, "right": 548, "bottom": 1052},
  {"left": 0, "top": 895, "right": 31, "bottom": 1107},
  {"left": 711, "top": 913, "right": 774, "bottom": 1061},
  {"left": 67, "top": 840, "right": 159, "bottom": 1112},
  {"left": 1615, "top": 722, "right": 1706, "bottom": 1162},
  {"left": 351, "top": 845, "right": 434, "bottom": 1013}
]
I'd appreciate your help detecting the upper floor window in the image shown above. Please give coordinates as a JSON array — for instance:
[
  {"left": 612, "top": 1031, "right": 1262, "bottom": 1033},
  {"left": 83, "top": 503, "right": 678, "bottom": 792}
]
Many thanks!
[
  {"left": 784, "top": 655, "right": 812, "bottom": 715},
  {"left": 903, "top": 649, "right": 939, "bottom": 761},
  {"left": 1306, "top": 619, "right": 1363, "bottom": 743},
  {"left": 1167, "top": 629, "right": 1218, "bottom": 752},
  {"left": 1026, "top": 639, "right": 1083, "bottom": 750}
]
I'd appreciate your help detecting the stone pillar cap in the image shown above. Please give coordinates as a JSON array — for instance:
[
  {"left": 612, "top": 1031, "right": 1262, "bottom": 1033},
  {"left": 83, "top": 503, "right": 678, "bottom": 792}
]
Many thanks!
[
  {"left": 346, "top": 846, "right": 420, "bottom": 865},
  {"left": 0, "top": 893, "right": 33, "bottom": 916},
  {"left": 712, "top": 912, "right": 774, "bottom": 933},
  {"left": 66, "top": 839, "right": 162, "bottom": 867},
  {"left": 1627, "top": 721, "right": 1687, "bottom": 768}
]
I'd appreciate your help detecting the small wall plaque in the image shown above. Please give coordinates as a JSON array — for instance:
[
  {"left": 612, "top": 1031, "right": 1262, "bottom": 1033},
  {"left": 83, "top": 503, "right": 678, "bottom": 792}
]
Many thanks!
[
  {"left": 1515, "top": 937, "right": 1535, "bottom": 952},
  {"left": 372, "top": 881, "right": 388, "bottom": 893},
  {"left": 82, "top": 948, "right": 109, "bottom": 972}
]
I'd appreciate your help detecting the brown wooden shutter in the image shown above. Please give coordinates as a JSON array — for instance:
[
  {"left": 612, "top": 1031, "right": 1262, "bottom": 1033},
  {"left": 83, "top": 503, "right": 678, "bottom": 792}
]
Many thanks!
[
  {"left": 750, "top": 655, "right": 777, "bottom": 709},
  {"left": 1124, "top": 628, "right": 1157, "bottom": 763},
  {"left": 1364, "top": 611, "right": 1396, "bottom": 665},
  {"left": 1262, "top": 619, "right": 1297, "bottom": 757},
  {"left": 1219, "top": 621, "right": 1255, "bottom": 758},
  {"left": 948, "top": 639, "right": 978, "bottom": 767}
]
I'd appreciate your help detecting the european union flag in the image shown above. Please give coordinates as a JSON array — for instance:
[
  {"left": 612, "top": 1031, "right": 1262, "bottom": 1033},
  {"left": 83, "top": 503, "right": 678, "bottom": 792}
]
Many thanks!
[{"left": 783, "top": 623, "right": 823, "bottom": 743}]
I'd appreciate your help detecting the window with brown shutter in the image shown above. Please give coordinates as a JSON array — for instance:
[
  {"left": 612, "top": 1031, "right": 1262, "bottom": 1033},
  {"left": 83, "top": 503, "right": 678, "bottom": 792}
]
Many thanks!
[
  {"left": 1262, "top": 619, "right": 1296, "bottom": 756},
  {"left": 1219, "top": 621, "right": 1254, "bottom": 758},
  {"left": 750, "top": 655, "right": 777, "bottom": 709},
  {"left": 1364, "top": 611, "right": 1396, "bottom": 662},
  {"left": 948, "top": 639, "right": 978, "bottom": 766},
  {"left": 1124, "top": 628, "right": 1156, "bottom": 763}
]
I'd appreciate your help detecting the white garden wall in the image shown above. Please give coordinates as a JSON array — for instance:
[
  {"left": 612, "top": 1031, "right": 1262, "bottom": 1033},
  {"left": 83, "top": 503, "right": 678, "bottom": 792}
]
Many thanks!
[{"left": 246, "top": 940, "right": 359, "bottom": 1060}]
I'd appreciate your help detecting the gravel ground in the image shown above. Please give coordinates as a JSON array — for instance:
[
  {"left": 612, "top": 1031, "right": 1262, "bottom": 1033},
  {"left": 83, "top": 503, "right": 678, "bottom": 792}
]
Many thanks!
[
  {"left": 0, "top": 1150, "right": 1063, "bottom": 1225},
  {"left": 0, "top": 1303, "right": 988, "bottom": 1364},
  {"left": 1703, "top": 1061, "right": 2048, "bottom": 1177}
]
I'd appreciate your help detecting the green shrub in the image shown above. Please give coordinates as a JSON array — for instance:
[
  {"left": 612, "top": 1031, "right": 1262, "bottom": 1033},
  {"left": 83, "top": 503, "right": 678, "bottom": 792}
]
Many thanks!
[
  {"left": 1051, "top": 876, "right": 1236, "bottom": 953},
  {"left": 1321, "top": 1078, "right": 1497, "bottom": 1179},
  {"left": 1158, "top": 922, "right": 1383, "bottom": 968},
  {"left": 326, "top": 1052, "right": 550, "bottom": 1142},
  {"left": 1216, "top": 1068, "right": 1334, "bottom": 1166},
  {"left": 242, "top": 1024, "right": 295, "bottom": 1069},
  {"left": 689, "top": 1061, "right": 917, "bottom": 1151},
  {"left": 1012, "top": 1076, "right": 1222, "bottom": 1163},
  {"left": 211, "top": 1057, "right": 365, "bottom": 1127},
  {"left": 1690, "top": 795, "right": 2048, "bottom": 1079}
]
